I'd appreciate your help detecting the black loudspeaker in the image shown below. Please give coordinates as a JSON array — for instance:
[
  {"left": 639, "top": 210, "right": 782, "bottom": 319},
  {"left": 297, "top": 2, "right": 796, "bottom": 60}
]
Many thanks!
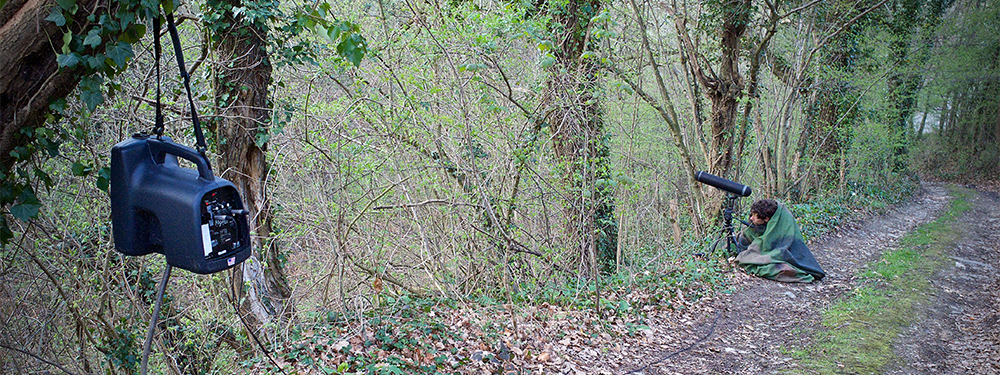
[{"left": 110, "top": 134, "right": 251, "bottom": 274}]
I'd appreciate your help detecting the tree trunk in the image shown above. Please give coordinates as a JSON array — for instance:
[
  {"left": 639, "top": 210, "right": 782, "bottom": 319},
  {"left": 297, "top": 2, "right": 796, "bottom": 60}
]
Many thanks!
[
  {"left": 735, "top": 3, "right": 782, "bottom": 185},
  {"left": 885, "top": 0, "right": 937, "bottom": 172},
  {"left": 674, "top": 0, "right": 750, "bottom": 179},
  {"left": 545, "top": 0, "right": 617, "bottom": 273},
  {"left": 916, "top": 91, "right": 929, "bottom": 140},
  {"left": 705, "top": 0, "right": 749, "bottom": 178},
  {"left": 0, "top": 0, "right": 103, "bottom": 171},
  {"left": 205, "top": 0, "right": 291, "bottom": 331},
  {"left": 886, "top": 41, "right": 919, "bottom": 171},
  {"left": 672, "top": 0, "right": 750, "bottom": 221}
]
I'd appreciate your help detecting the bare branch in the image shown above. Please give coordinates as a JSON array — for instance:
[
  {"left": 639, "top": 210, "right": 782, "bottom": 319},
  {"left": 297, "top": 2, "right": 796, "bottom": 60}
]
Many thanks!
[
  {"left": 781, "top": 0, "right": 824, "bottom": 19},
  {"left": 0, "top": 344, "right": 80, "bottom": 375},
  {"left": 469, "top": 225, "right": 544, "bottom": 257},
  {"left": 373, "top": 199, "right": 481, "bottom": 210}
]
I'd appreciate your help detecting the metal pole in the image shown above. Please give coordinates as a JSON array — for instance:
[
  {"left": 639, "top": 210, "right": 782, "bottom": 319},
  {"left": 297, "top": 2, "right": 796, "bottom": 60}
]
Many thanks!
[{"left": 141, "top": 263, "right": 172, "bottom": 375}]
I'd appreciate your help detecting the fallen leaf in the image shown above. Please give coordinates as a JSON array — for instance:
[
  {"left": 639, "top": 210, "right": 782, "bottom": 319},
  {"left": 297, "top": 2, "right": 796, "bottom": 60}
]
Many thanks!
[{"left": 537, "top": 352, "right": 550, "bottom": 362}]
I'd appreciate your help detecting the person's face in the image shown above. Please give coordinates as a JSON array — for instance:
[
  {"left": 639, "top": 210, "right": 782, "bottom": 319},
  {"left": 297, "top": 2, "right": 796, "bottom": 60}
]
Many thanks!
[{"left": 750, "top": 212, "right": 770, "bottom": 226}]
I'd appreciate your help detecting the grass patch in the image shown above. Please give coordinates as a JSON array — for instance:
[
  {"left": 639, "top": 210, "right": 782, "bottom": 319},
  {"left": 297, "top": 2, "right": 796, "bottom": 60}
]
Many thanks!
[{"left": 793, "top": 186, "right": 974, "bottom": 374}]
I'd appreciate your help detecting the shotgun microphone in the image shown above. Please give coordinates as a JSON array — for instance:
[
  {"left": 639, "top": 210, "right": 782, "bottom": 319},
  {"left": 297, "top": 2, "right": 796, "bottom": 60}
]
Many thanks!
[{"left": 695, "top": 171, "right": 752, "bottom": 197}]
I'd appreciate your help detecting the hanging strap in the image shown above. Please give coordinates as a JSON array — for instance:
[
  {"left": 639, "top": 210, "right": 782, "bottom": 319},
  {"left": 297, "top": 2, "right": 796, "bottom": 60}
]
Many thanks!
[
  {"left": 164, "top": 12, "right": 209, "bottom": 157},
  {"left": 149, "top": 5, "right": 211, "bottom": 168},
  {"left": 152, "top": 15, "right": 164, "bottom": 137}
]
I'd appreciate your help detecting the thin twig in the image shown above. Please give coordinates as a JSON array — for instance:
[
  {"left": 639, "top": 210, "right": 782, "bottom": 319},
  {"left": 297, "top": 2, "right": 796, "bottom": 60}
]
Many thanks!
[
  {"left": 0, "top": 344, "right": 80, "bottom": 375},
  {"left": 468, "top": 225, "right": 544, "bottom": 257},
  {"left": 372, "top": 199, "right": 481, "bottom": 210}
]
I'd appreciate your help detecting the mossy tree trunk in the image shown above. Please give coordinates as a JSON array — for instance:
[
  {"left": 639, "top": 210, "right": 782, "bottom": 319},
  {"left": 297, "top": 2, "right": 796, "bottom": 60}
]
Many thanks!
[
  {"left": 205, "top": 0, "right": 291, "bottom": 331},
  {"left": 544, "top": 0, "right": 617, "bottom": 273}
]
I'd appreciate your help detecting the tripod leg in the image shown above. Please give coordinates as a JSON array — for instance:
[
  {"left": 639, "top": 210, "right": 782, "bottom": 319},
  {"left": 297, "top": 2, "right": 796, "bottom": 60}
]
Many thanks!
[{"left": 141, "top": 263, "right": 172, "bottom": 375}]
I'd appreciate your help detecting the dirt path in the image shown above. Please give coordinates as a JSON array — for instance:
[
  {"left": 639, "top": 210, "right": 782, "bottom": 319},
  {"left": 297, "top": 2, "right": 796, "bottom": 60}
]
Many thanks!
[
  {"left": 579, "top": 183, "right": 1000, "bottom": 374},
  {"left": 885, "top": 188, "right": 1000, "bottom": 374}
]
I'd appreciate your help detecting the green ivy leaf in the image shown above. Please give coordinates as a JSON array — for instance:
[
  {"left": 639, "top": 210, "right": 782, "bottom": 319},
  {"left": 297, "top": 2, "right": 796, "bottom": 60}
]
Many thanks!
[
  {"left": 97, "top": 177, "right": 110, "bottom": 193},
  {"left": 0, "top": 184, "right": 16, "bottom": 206},
  {"left": 87, "top": 54, "right": 106, "bottom": 70},
  {"left": 118, "top": 10, "right": 136, "bottom": 30},
  {"left": 327, "top": 25, "right": 341, "bottom": 43},
  {"left": 10, "top": 146, "right": 30, "bottom": 161},
  {"left": 39, "top": 138, "right": 60, "bottom": 157},
  {"left": 56, "top": 0, "right": 75, "bottom": 11},
  {"left": 313, "top": 24, "right": 330, "bottom": 42},
  {"left": 57, "top": 53, "right": 80, "bottom": 68},
  {"left": 539, "top": 54, "right": 556, "bottom": 68},
  {"left": 35, "top": 127, "right": 56, "bottom": 139},
  {"left": 10, "top": 203, "right": 41, "bottom": 222},
  {"left": 80, "top": 89, "right": 103, "bottom": 111},
  {"left": 106, "top": 42, "right": 134, "bottom": 67},
  {"left": 49, "top": 98, "right": 68, "bottom": 114},
  {"left": 0, "top": 217, "right": 13, "bottom": 244},
  {"left": 97, "top": 167, "right": 111, "bottom": 193},
  {"left": 11, "top": 188, "right": 42, "bottom": 222},
  {"left": 71, "top": 162, "right": 92, "bottom": 176},
  {"left": 120, "top": 23, "right": 145, "bottom": 44},
  {"left": 83, "top": 29, "right": 102, "bottom": 47},
  {"left": 336, "top": 34, "right": 366, "bottom": 67},
  {"left": 61, "top": 31, "right": 72, "bottom": 54},
  {"left": 254, "top": 131, "right": 270, "bottom": 147},
  {"left": 45, "top": 8, "right": 67, "bottom": 27},
  {"left": 34, "top": 169, "right": 54, "bottom": 188},
  {"left": 79, "top": 75, "right": 104, "bottom": 111},
  {"left": 17, "top": 187, "right": 40, "bottom": 205}
]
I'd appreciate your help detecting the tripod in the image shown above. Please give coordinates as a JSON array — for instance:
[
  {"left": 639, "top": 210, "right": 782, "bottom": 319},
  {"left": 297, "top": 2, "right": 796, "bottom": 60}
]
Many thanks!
[{"left": 710, "top": 194, "right": 750, "bottom": 257}]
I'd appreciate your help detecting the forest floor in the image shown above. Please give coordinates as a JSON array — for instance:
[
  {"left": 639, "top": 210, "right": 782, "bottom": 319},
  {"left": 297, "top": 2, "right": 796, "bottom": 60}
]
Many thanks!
[
  {"left": 273, "top": 180, "right": 1000, "bottom": 375},
  {"left": 567, "top": 181, "right": 1000, "bottom": 375}
]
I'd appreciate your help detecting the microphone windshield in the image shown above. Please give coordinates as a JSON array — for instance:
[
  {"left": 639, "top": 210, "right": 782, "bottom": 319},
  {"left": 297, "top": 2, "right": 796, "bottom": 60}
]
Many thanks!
[{"left": 694, "top": 171, "right": 752, "bottom": 197}]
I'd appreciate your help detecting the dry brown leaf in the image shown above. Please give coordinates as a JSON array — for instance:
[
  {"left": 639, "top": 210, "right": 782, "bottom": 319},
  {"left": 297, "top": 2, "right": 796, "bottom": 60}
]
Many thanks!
[{"left": 537, "top": 351, "right": 550, "bottom": 362}]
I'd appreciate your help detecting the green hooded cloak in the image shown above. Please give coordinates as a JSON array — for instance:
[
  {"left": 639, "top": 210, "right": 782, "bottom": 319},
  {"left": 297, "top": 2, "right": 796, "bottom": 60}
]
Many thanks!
[{"left": 736, "top": 203, "right": 826, "bottom": 283}]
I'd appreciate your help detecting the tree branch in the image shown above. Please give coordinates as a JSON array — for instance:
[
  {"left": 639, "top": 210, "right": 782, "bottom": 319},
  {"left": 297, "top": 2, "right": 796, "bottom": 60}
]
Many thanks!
[
  {"left": 0, "top": 344, "right": 79, "bottom": 375},
  {"left": 373, "top": 199, "right": 481, "bottom": 210}
]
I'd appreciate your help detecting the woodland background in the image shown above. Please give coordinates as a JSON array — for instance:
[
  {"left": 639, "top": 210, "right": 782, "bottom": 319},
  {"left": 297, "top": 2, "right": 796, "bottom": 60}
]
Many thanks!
[{"left": 0, "top": 0, "right": 998, "bottom": 373}]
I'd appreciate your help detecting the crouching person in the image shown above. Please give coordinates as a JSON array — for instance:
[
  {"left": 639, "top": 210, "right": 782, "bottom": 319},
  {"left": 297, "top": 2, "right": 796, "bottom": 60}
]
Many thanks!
[{"left": 736, "top": 199, "right": 826, "bottom": 283}]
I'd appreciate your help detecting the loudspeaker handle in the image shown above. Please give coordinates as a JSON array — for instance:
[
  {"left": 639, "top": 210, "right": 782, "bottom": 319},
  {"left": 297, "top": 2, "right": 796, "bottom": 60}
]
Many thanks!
[{"left": 147, "top": 139, "right": 214, "bottom": 180}]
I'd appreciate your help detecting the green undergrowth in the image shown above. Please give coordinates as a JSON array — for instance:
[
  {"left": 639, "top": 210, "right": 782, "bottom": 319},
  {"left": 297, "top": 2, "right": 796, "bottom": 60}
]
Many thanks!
[
  {"left": 247, "top": 296, "right": 461, "bottom": 374},
  {"left": 792, "top": 185, "right": 973, "bottom": 374},
  {"left": 507, "top": 257, "right": 727, "bottom": 310}
]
